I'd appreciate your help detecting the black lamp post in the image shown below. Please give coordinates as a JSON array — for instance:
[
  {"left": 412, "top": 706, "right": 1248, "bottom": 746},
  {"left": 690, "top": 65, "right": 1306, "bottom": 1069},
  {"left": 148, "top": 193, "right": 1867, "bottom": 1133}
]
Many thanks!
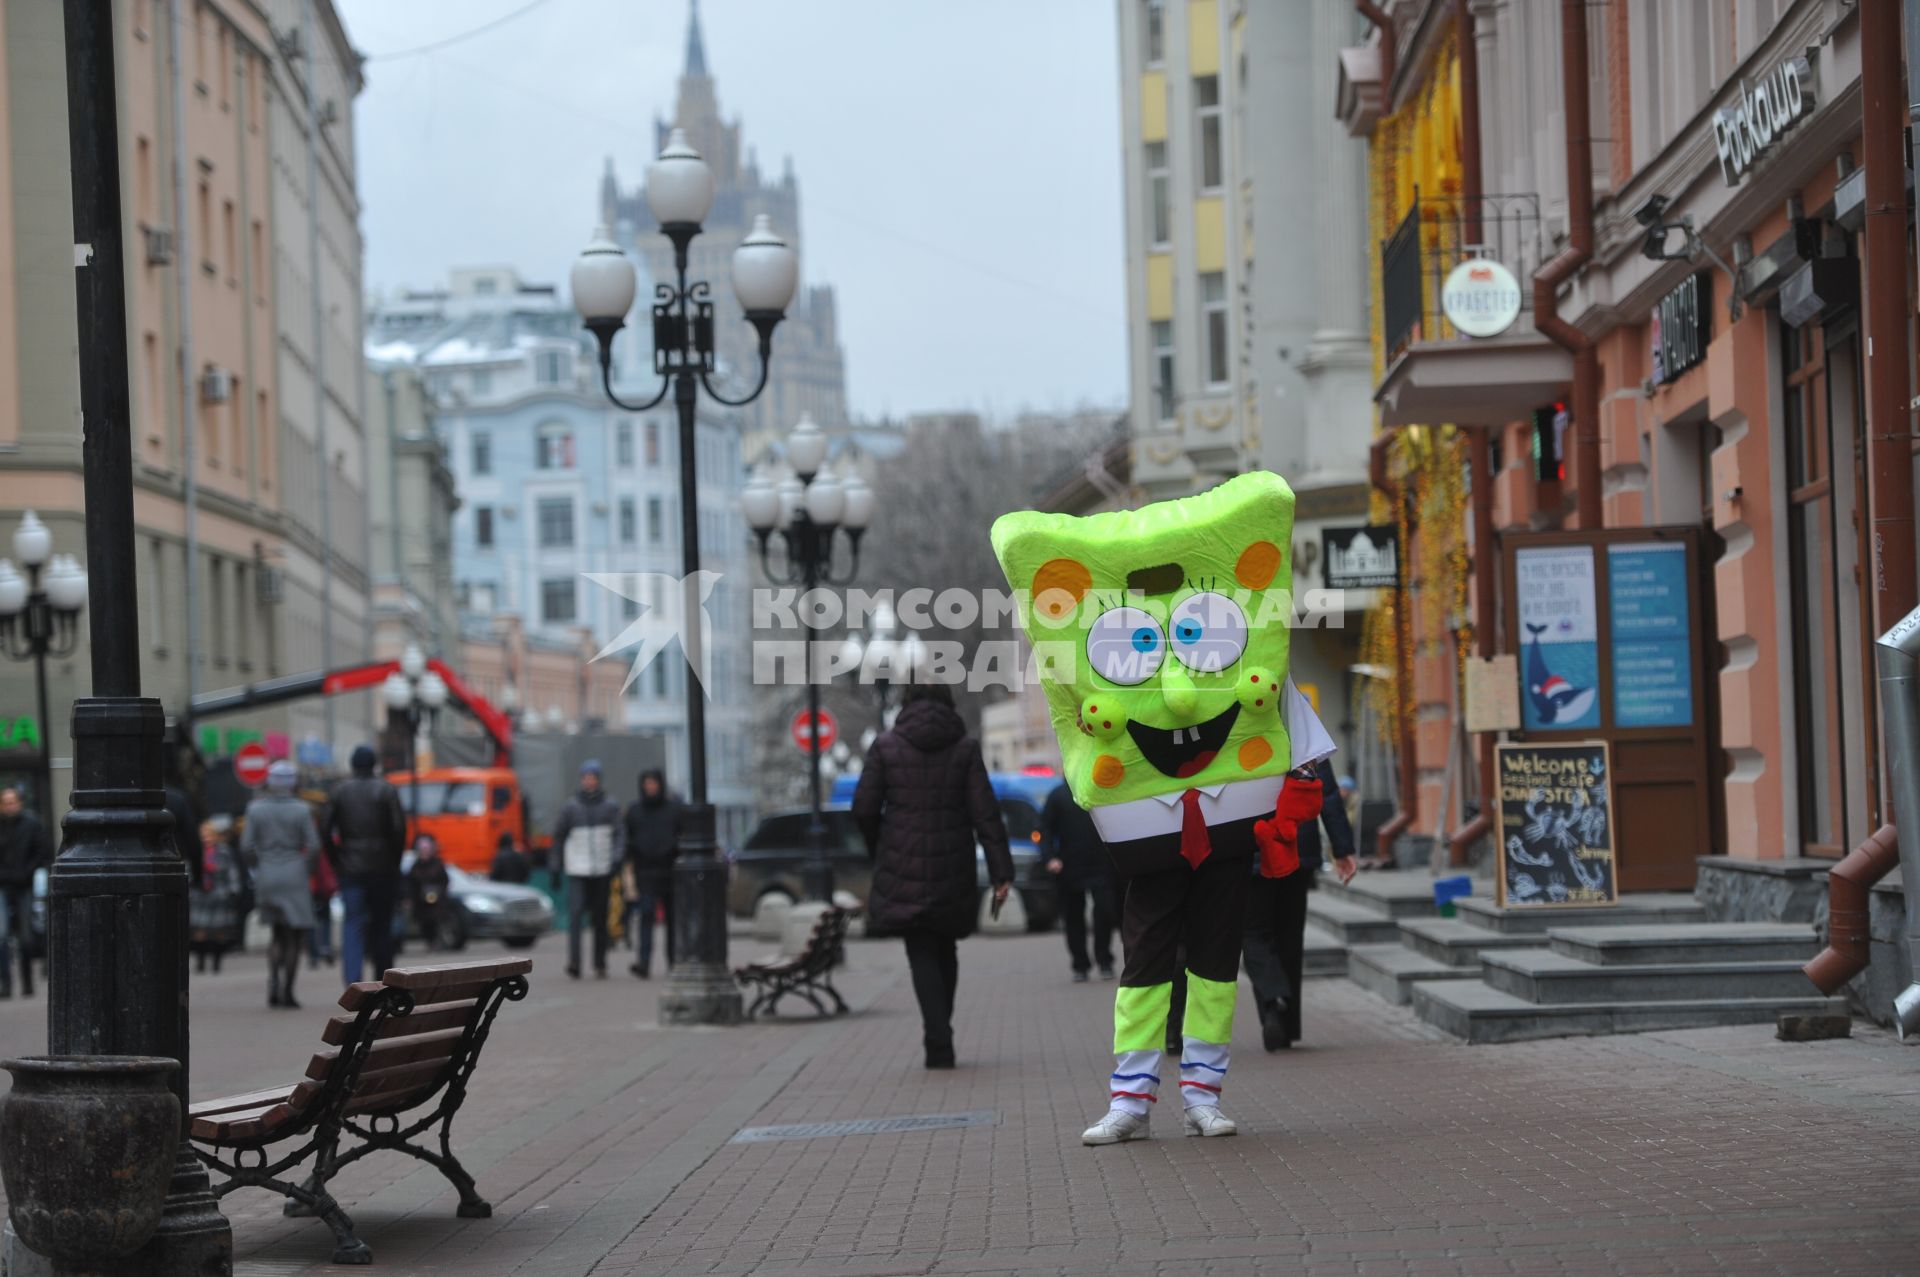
[
  {"left": 571, "top": 127, "right": 799, "bottom": 1025},
  {"left": 11, "top": 1, "right": 234, "bottom": 1272},
  {"left": 382, "top": 643, "right": 448, "bottom": 846},
  {"left": 741, "top": 420, "right": 873, "bottom": 901},
  {"left": 0, "top": 514, "right": 89, "bottom": 821}
]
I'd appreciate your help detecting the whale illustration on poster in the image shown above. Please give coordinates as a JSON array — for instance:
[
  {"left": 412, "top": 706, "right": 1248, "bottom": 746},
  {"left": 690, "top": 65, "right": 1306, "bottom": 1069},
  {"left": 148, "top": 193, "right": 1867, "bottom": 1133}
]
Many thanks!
[
  {"left": 1525, "top": 622, "right": 1598, "bottom": 725},
  {"left": 1514, "top": 545, "right": 1601, "bottom": 731}
]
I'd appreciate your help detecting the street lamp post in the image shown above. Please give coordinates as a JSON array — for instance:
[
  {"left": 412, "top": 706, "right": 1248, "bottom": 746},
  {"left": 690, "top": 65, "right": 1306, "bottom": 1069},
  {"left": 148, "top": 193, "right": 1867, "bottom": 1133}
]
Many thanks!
[
  {"left": 572, "top": 128, "right": 799, "bottom": 1024},
  {"left": 742, "top": 419, "right": 874, "bottom": 901},
  {"left": 382, "top": 644, "right": 448, "bottom": 845},
  {"left": 14, "top": 2, "right": 235, "bottom": 1272},
  {"left": 0, "top": 514, "right": 89, "bottom": 820}
]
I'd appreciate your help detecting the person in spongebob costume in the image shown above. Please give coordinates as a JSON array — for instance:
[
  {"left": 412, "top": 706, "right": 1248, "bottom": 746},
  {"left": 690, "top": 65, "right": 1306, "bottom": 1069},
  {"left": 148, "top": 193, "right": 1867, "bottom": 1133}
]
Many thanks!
[{"left": 992, "top": 471, "right": 1337, "bottom": 1145}]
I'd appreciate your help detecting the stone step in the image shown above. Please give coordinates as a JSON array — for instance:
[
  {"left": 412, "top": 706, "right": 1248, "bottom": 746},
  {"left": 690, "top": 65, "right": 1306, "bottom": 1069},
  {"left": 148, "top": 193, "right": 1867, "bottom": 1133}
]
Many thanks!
[
  {"left": 1305, "top": 894, "right": 1402, "bottom": 945},
  {"left": 1453, "top": 892, "right": 1707, "bottom": 935},
  {"left": 1548, "top": 922, "right": 1822, "bottom": 966},
  {"left": 1480, "top": 949, "right": 1819, "bottom": 1004},
  {"left": 1396, "top": 917, "right": 1546, "bottom": 968},
  {"left": 1347, "top": 943, "right": 1480, "bottom": 1006},
  {"left": 1410, "top": 978, "right": 1849, "bottom": 1044},
  {"left": 1323, "top": 869, "right": 1495, "bottom": 920},
  {"left": 1303, "top": 924, "right": 1348, "bottom": 977}
]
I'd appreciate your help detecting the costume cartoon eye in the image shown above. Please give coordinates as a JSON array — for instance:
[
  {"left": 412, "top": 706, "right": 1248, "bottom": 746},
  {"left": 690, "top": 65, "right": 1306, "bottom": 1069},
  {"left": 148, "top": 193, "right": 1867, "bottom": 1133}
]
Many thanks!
[
  {"left": 1168, "top": 592, "right": 1248, "bottom": 673},
  {"left": 1086, "top": 606, "right": 1165, "bottom": 687}
]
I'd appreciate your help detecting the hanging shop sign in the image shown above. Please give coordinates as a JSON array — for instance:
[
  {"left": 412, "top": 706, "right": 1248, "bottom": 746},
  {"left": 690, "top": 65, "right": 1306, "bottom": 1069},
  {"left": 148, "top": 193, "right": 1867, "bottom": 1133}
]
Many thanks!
[
  {"left": 1322, "top": 524, "right": 1400, "bottom": 590},
  {"left": 1650, "top": 273, "right": 1711, "bottom": 385},
  {"left": 1440, "top": 258, "right": 1523, "bottom": 338},
  {"left": 1712, "top": 55, "right": 1816, "bottom": 188},
  {"left": 1494, "top": 740, "right": 1618, "bottom": 908}
]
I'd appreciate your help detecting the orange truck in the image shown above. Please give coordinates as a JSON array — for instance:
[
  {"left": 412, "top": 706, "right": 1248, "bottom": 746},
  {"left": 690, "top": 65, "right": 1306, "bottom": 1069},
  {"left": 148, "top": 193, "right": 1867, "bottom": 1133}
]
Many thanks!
[{"left": 384, "top": 765, "right": 529, "bottom": 875}]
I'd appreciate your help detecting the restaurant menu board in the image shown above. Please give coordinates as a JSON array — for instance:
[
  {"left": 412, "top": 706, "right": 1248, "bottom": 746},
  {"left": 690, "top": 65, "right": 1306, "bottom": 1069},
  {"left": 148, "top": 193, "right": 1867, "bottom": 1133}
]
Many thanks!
[
  {"left": 1515, "top": 545, "right": 1601, "bottom": 732},
  {"left": 1607, "top": 542, "right": 1694, "bottom": 728},
  {"left": 1494, "top": 741, "right": 1618, "bottom": 908}
]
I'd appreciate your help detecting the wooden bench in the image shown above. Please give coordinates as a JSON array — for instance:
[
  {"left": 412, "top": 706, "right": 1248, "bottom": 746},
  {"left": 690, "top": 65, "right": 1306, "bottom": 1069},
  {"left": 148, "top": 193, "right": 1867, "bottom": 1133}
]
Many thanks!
[
  {"left": 733, "top": 905, "right": 852, "bottom": 1020},
  {"left": 189, "top": 957, "right": 531, "bottom": 1265}
]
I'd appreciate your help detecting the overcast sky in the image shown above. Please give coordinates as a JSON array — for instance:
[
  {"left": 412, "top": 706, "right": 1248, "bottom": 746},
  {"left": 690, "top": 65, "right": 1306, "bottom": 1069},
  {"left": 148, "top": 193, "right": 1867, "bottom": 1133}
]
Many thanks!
[{"left": 337, "top": 0, "right": 1128, "bottom": 421}]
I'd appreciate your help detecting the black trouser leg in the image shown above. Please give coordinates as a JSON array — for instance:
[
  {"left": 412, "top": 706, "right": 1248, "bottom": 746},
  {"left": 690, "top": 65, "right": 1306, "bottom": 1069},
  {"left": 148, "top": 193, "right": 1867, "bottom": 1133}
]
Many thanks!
[
  {"left": 1060, "top": 882, "right": 1091, "bottom": 973},
  {"left": 903, "top": 930, "right": 957, "bottom": 1056},
  {"left": 1240, "top": 874, "right": 1290, "bottom": 1010},
  {"left": 1089, "top": 879, "right": 1118, "bottom": 970},
  {"left": 586, "top": 875, "right": 611, "bottom": 971},
  {"left": 1273, "top": 872, "right": 1309, "bottom": 1038}
]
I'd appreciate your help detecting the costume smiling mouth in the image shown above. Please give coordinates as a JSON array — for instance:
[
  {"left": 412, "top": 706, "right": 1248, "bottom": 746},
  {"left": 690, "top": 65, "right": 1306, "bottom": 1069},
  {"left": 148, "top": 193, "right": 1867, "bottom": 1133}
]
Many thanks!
[{"left": 1126, "top": 704, "right": 1241, "bottom": 779}]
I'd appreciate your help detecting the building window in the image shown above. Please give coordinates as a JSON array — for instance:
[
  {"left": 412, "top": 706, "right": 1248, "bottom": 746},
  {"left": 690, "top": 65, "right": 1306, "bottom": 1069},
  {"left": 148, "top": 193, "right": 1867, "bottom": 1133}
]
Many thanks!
[
  {"left": 1151, "top": 320, "right": 1175, "bottom": 420},
  {"left": 536, "top": 497, "right": 575, "bottom": 549},
  {"left": 471, "top": 431, "right": 492, "bottom": 475},
  {"left": 644, "top": 420, "right": 661, "bottom": 465},
  {"left": 617, "top": 422, "right": 634, "bottom": 467},
  {"left": 652, "top": 655, "right": 668, "bottom": 698},
  {"left": 536, "top": 424, "right": 574, "bottom": 470},
  {"left": 471, "top": 368, "right": 492, "bottom": 397},
  {"left": 541, "top": 577, "right": 576, "bottom": 624},
  {"left": 1195, "top": 75, "right": 1223, "bottom": 191},
  {"left": 535, "top": 350, "right": 567, "bottom": 384},
  {"left": 472, "top": 582, "right": 496, "bottom": 615},
  {"left": 474, "top": 505, "right": 494, "bottom": 548},
  {"left": 646, "top": 496, "right": 663, "bottom": 545},
  {"left": 474, "top": 277, "right": 497, "bottom": 296},
  {"left": 1201, "top": 272, "right": 1229, "bottom": 387},
  {"left": 1144, "top": 0, "right": 1165, "bottom": 64},
  {"left": 623, "top": 593, "right": 640, "bottom": 621},
  {"left": 619, "top": 496, "right": 636, "bottom": 545},
  {"left": 1146, "top": 141, "right": 1170, "bottom": 248}
]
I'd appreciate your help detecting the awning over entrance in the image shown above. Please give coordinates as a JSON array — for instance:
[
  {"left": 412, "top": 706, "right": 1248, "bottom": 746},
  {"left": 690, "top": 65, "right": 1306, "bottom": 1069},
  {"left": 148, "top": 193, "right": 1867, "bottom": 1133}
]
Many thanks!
[{"left": 1375, "top": 334, "right": 1574, "bottom": 428}]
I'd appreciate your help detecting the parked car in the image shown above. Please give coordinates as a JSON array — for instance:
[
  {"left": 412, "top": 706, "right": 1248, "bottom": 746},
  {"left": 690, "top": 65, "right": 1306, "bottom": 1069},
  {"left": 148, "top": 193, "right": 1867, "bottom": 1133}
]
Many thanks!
[
  {"left": 980, "top": 783, "right": 1057, "bottom": 933},
  {"left": 727, "top": 807, "right": 871, "bottom": 918},
  {"left": 331, "top": 861, "right": 554, "bottom": 950}
]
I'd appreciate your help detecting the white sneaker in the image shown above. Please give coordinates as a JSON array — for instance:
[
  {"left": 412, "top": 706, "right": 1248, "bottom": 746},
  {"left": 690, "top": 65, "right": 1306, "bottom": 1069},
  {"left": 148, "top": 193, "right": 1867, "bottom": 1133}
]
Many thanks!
[
  {"left": 1183, "top": 1105, "right": 1238, "bottom": 1138},
  {"left": 1081, "top": 1109, "right": 1151, "bottom": 1145}
]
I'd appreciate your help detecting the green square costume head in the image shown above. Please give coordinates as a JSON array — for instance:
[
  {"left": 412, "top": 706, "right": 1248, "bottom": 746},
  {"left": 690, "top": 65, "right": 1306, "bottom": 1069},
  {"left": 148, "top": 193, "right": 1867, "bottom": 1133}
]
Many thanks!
[{"left": 991, "top": 471, "right": 1298, "bottom": 810}]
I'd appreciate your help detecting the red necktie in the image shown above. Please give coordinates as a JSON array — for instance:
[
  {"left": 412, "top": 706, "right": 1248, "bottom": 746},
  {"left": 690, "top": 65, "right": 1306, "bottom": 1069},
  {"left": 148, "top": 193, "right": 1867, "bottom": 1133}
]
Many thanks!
[{"left": 1179, "top": 789, "right": 1211, "bottom": 869}]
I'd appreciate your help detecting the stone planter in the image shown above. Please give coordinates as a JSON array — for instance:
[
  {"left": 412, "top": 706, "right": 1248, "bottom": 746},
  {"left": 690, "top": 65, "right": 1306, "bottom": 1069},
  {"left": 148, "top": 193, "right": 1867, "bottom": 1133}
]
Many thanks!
[{"left": 0, "top": 1056, "right": 179, "bottom": 1265}]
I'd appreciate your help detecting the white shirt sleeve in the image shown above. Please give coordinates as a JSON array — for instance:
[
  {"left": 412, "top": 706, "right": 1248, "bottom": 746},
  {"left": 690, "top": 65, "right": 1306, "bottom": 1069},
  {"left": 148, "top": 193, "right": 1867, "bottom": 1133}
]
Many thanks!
[{"left": 1285, "top": 676, "right": 1337, "bottom": 769}]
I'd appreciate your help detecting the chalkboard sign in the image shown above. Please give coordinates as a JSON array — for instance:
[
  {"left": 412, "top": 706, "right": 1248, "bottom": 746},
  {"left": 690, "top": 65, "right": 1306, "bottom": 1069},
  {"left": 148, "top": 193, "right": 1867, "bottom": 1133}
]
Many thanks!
[{"left": 1494, "top": 741, "right": 1618, "bottom": 908}]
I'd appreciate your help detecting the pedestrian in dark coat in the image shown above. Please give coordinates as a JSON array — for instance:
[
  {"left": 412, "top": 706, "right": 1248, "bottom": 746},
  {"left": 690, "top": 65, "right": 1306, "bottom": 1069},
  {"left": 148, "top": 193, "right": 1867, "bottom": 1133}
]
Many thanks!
[
  {"left": 242, "top": 760, "right": 320, "bottom": 1009},
  {"left": 622, "top": 768, "right": 679, "bottom": 979},
  {"left": 489, "top": 834, "right": 532, "bottom": 885},
  {"left": 190, "top": 818, "right": 248, "bottom": 973},
  {"left": 0, "top": 786, "right": 50, "bottom": 998},
  {"left": 552, "top": 760, "right": 623, "bottom": 979},
  {"left": 320, "top": 745, "right": 407, "bottom": 985},
  {"left": 1041, "top": 781, "right": 1117, "bottom": 981},
  {"left": 852, "top": 683, "right": 1013, "bottom": 1069}
]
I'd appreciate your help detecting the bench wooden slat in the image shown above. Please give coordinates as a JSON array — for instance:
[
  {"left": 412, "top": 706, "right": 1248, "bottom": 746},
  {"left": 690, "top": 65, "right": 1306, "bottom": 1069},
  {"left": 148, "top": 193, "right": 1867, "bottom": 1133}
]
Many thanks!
[
  {"left": 351, "top": 1056, "right": 456, "bottom": 1101},
  {"left": 320, "top": 999, "right": 478, "bottom": 1047},
  {"left": 189, "top": 1086, "right": 298, "bottom": 1118},
  {"left": 381, "top": 958, "right": 531, "bottom": 993},
  {"left": 344, "top": 1083, "right": 433, "bottom": 1117},
  {"left": 306, "top": 1027, "right": 466, "bottom": 1082},
  {"left": 337, "top": 980, "right": 390, "bottom": 1012},
  {"left": 190, "top": 1099, "right": 299, "bottom": 1142}
]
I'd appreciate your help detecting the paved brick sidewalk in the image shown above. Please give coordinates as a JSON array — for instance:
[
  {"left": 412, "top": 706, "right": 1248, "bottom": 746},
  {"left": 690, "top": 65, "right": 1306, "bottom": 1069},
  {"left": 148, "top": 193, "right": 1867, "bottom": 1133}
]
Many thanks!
[{"left": 3, "top": 922, "right": 1919, "bottom": 1276}]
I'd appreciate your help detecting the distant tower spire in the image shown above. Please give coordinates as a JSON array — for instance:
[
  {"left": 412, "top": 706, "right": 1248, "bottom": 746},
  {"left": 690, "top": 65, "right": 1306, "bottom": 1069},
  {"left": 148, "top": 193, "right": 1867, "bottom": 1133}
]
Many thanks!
[{"left": 685, "top": 0, "right": 708, "bottom": 77}]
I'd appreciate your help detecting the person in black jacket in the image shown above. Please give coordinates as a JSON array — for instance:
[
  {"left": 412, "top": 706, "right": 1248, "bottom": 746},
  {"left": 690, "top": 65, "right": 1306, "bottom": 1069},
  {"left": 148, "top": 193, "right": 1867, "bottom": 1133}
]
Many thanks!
[
  {"left": 1041, "top": 781, "right": 1116, "bottom": 982},
  {"left": 853, "top": 683, "right": 1013, "bottom": 1069},
  {"left": 621, "top": 768, "right": 678, "bottom": 979},
  {"left": 320, "top": 745, "right": 408, "bottom": 984},
  {"left": 489, "top": 833, "right": 532, "bottom": 884},
  {"left": 0, "top": 787, "right": 49, "bottom": 998}
]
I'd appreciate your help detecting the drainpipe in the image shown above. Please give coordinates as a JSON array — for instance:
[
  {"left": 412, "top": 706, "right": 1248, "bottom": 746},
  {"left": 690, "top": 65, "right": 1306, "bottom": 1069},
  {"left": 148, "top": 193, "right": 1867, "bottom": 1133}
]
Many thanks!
[
  {"left": 1803, "top": 824, "right": 1899, "bottom": 994},
  {"left": 1863, "top": 0, "right": 1918, "bottom": 671},
  {"left": 302, "top": 0, "right": 335, "bottom": 746},
  {"left": 1370, "top": 434, "right": 1417, "bottom": 860},
  {"left": 1355, "top": 2, "right": 1396, "bottom": 106},
  {"left": 1532, "top": 0, "right": 1600, "bottom": 529},
  {"left": 169, "top": 0, "right": 199, "bottom": 725},
  {"left": 1445, "top": 0, "right": 1494, "bottom": 868},
  {"left": 1880, "top": 607, "right": 1920, "bottom": 1038}
]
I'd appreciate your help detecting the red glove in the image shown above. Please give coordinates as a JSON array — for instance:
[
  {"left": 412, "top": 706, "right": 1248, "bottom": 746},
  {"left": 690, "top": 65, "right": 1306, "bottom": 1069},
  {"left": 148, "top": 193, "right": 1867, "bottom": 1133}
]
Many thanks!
[{"left": 1254, "top": 773, "right": 1325, "bottom": 878}]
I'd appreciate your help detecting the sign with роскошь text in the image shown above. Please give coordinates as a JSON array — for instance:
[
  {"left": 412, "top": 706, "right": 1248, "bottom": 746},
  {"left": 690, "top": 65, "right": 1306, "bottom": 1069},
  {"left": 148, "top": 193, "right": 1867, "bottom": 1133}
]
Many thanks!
[{"left": 1495, "top": 741, "right": 1617, "bottom": 909}]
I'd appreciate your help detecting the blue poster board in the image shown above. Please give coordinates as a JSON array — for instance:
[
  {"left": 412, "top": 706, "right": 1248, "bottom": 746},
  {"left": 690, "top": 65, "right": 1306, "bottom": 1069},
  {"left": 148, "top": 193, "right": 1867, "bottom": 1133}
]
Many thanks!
[
  {"left": 1607, "top": 542, "right": 1694, "bottom": 728},
  {"left": 1515, "top": 545, "right": 1601, "bottom": 731}
]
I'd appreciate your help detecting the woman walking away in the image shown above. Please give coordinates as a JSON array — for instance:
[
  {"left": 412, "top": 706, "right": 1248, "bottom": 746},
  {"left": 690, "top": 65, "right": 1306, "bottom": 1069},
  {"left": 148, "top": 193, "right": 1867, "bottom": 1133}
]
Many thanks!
[
  {"left": 242, "top": 760, "right": 321, "bottom": 1009},
  {"left": 853, "top": 683, "right": 1013, "bottom": 1070},
  {"left": 190, "top": 818, "right": 248, "bottom": 973}
]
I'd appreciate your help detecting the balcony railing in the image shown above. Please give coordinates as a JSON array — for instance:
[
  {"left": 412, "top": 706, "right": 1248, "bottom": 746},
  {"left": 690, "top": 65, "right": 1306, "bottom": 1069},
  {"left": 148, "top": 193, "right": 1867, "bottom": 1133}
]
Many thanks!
[{"left": 1380, "top": 192, "right": 1545, "bottom": 361}]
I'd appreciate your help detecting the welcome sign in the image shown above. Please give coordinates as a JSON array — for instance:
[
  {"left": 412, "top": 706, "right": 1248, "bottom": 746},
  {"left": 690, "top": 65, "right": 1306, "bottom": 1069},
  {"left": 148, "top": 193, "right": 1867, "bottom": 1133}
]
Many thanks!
[{"left": 1712, "top": 55, "right": 1815, "bottom": 187}]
